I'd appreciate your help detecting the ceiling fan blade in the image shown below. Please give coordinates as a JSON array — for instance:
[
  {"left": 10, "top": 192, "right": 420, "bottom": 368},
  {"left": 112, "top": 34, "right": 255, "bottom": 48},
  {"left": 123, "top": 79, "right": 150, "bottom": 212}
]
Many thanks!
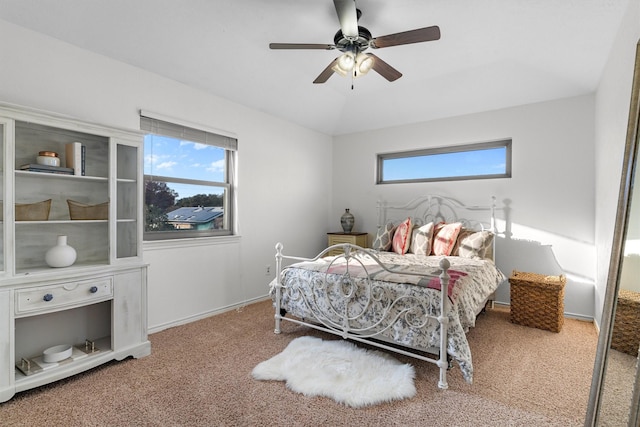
[
  {"left": 269, "top": 43, "right": 335, "bottom": 50},
  {"left": 333, "top": 0, "right": 358, "bottom": 39},
  {"left": 371, "top": 26, "right": 441, "bottom": 49},
  {"left": 369, "top": 54, "right": 402, "bottom": 82},
  {"left": 313, "top": 58, "right": 339, "bottom": 84}
]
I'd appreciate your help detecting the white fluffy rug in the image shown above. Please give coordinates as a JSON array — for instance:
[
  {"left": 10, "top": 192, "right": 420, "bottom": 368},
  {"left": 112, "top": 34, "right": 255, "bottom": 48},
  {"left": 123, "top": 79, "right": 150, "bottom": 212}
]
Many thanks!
[{"left": 251, "top": 336, "right": 416, "bottom": 408}]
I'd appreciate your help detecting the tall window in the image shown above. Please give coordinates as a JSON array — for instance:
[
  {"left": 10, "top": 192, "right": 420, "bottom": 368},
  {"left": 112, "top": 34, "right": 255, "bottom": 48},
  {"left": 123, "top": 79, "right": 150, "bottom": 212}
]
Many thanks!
[
  {"left": 377, "top": 139, "right": 511, "bottom": 184},
  {"left": 140, "top": 112, "right": 237, "bottom": 240}
]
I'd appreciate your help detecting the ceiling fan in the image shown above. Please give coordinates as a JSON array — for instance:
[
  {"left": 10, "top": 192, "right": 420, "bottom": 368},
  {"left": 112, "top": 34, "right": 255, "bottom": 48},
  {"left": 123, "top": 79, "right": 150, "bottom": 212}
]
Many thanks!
[{"left": 269, "top": 0, "right": 441, "bottom": 85}]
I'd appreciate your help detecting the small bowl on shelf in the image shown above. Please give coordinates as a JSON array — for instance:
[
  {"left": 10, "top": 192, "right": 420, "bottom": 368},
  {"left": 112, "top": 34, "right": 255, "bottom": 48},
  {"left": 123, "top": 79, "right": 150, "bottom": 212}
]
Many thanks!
[
  {"left": 42, "top": 344, "right": 73, "bottom": 363},
  {"left": 67, "top": 199, "right": 109, "bottom": 220},
  {"left": 15, "top": 199, "right": 52, "bottom": 221}
]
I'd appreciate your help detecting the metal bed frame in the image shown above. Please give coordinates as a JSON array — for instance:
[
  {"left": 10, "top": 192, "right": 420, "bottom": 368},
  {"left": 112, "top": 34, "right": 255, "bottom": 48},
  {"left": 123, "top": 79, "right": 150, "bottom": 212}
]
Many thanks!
[{"left": 272, "top": 195, "right": 498, "bottom": 390}]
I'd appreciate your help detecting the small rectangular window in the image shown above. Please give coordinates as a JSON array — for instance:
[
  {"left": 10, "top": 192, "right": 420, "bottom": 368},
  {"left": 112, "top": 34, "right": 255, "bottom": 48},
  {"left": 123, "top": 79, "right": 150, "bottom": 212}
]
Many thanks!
[
  {"left": 140, "top": 113, "right": 237, "bottom": 240},
  {"left": 377, "top": 139, "right": 511, "bottom": 184}
]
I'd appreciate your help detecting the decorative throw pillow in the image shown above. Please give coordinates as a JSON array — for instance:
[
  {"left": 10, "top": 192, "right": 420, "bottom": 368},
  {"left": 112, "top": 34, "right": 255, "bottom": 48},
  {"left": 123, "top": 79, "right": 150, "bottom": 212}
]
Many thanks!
[
  {"left": 432, "top": 222, "right": 462, "bottom": 256},
  {"left": 392, "top": 217, "right": 413, "bottom": 255},
  {"left": 372, "top": 222, "right": 397, "bottom": 251},
  {"left": 452, "top": 228, "right": 474, "bottom": 256},
  {"left": 454, "top": 229, "right": 494, "bottom": 260},
  {"left": 409, "top": 222, "right": 434, "bottom": 256}
]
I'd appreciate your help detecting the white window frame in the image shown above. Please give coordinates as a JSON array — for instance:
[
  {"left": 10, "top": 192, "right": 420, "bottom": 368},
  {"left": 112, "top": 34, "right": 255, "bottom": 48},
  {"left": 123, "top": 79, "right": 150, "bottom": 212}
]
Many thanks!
[{"left": 140, "top": 111, "right": 237, "bottom": 241}]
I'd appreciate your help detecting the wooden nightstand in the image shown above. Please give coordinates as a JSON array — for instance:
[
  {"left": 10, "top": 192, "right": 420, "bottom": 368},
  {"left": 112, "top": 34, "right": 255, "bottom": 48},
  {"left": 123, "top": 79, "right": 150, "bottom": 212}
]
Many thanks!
[{"left": 327, "top": 232, "right": 368, "bottom": 256}]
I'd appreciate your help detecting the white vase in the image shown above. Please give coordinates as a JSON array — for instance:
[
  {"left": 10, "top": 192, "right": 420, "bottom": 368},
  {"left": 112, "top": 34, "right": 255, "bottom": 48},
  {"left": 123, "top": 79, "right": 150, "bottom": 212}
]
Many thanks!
[{"left": 45, "top": 235, "right": 77, "bottom": 268}]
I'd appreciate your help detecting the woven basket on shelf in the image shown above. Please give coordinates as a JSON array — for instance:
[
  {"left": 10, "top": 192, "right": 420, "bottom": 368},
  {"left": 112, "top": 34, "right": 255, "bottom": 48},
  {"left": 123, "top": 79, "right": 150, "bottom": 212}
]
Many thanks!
[
  {"left": 67, "top": 199, "right": 109, "bottom": 220},
  {"left": 15, "top": 199, "right": 52, "bottom": 221},
  {"left": 611, "top": 289, "right": 640, "bottom": 356},
  {"left": 509, "top": 270, "right": 566, "bottom": 333}
]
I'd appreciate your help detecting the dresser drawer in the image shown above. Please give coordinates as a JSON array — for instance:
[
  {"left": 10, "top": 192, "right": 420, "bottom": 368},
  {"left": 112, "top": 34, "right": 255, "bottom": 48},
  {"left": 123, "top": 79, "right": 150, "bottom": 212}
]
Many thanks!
[
  {"left": 327, "top": 232, "right": 368, "bottom": 256},
  {"left": 15, "top": 278, "right": 113, "bottom": 316}
]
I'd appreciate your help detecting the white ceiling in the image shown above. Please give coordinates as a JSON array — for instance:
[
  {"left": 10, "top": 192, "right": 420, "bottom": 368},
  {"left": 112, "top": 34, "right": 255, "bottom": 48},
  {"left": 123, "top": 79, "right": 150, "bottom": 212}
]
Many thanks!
[{"left": 0, "top": 0, "right": 630, "bottom": 136}]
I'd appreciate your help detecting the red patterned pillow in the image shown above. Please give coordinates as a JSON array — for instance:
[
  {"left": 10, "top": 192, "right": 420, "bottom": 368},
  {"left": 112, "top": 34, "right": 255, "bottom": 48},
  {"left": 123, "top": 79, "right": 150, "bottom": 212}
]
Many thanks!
[
  {"left": 392, "top": 217, "right": 412, "bottom": 254},
  {"left": 432, "top": 222, "right": 462, "bottom": 256}
]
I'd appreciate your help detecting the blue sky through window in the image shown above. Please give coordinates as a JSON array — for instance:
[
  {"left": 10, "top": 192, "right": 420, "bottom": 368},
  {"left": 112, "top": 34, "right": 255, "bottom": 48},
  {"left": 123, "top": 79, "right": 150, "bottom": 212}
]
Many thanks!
[
  {"left": 144, "top": 134, "right": 225, "bottom": 199},
  {"left": 382, "top": 146, "right": 508, "bottom": 182}
]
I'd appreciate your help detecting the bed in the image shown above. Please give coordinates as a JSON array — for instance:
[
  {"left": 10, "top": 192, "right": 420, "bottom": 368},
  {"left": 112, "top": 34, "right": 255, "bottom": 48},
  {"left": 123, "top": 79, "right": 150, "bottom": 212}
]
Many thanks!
[{"left": 270, "top": 195, "right": 506, "bottom": 389}]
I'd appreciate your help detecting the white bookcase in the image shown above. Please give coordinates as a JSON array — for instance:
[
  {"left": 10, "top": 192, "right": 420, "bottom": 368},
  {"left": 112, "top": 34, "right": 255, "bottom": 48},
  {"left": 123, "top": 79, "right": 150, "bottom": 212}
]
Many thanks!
[{"left": 0, "top": 103, "right": 150, "bottom": 403}]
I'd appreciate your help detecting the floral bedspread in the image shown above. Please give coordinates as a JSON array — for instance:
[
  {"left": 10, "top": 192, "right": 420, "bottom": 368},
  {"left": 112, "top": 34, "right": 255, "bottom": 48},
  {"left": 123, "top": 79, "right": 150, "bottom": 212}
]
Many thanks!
[{"left": 270, "top": 253, "right": 506, "bottom": 383}]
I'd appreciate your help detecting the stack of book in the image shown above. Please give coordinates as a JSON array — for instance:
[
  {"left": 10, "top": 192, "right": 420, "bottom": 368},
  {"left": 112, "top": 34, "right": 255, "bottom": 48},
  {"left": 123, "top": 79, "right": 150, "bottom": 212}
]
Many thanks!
[
  {"left": 65, "top": 142, "right": 86, "bottom": 176},
  {"left": 20, "top": 164, "right": 74, "bottom": 175}
]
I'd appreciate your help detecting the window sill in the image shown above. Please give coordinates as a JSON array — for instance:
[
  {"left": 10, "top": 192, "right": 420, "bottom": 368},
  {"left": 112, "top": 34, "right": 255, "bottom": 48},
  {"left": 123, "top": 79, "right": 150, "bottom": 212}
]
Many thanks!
[{"left": 143, "top": 235, "right": 241, "bottom": 251}]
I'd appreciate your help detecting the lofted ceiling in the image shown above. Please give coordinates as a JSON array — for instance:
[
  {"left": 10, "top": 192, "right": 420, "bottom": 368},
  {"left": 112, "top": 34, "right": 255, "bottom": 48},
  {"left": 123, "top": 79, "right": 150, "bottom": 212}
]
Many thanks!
[{"left": 0, "top": 0, "right": 630, "bottom": 136}]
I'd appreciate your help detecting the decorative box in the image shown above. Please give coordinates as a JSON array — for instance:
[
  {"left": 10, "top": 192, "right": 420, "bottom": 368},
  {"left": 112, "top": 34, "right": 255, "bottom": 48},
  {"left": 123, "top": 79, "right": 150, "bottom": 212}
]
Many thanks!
[
  {"left": 611, "top": 289, "right": 640, "bottom": 356},
  {"left": 509, "top": 270, "right": 566, "bottom": 333}
]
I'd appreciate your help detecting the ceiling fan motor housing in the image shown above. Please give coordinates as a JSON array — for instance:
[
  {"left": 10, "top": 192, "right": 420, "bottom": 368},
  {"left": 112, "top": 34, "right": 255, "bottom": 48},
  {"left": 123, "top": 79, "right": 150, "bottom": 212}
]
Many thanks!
[{"left": 334, "top": 26, "right": 372, "bottom": 53}]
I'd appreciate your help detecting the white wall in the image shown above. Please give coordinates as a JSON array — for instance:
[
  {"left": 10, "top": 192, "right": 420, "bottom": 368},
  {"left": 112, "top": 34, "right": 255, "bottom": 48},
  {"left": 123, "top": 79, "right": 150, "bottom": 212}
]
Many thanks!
[
  {"left": 594, "top": 0, "right": 640, "bottom": 326},
  {"left": 332, "top": 95, "right": 596, "bottom": 319},
  {"left": 2, "top": 0, "right": 638, "bottom": 329},
  {"left": 0, "top": 19, "right": 333, "bottom": 332}
]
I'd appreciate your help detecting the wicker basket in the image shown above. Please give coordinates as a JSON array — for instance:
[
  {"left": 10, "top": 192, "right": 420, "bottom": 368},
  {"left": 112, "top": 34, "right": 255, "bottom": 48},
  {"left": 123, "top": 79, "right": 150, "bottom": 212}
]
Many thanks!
[
  {"left": 15, "top": 199, "right": 52, "bottom": 221},
  {"left": 67, "top": 199, "right": 109, "bottom": 220},
  {"left": 611, "top": 289, "right": 640, "bottom": 356},
  {"left": 509, "top": 270, "right": 566, "bottom": 333}
]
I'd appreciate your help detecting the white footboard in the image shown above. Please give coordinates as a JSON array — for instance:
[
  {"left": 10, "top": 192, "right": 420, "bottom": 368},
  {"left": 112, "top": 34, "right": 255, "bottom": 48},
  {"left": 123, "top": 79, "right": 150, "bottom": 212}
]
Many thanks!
[{"left": 273, "top": 242, "right": 452, "bottom": 389}]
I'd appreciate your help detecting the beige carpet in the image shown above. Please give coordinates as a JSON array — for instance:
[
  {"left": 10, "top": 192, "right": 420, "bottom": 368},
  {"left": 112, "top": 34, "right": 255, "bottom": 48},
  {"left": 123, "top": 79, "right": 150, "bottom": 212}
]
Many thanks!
[
  {"left": 1, "top": 300, "right": 599, "bottom": 426},
  {"left": 599, "top": 348, "right": 637, "bottom": 426}
]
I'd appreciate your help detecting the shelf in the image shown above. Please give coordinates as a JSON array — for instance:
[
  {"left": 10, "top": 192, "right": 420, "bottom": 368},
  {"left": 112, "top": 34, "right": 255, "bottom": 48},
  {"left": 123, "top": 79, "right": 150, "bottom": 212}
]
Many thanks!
[
  {"left": 15, "top": 170, "right": 108, "bottom": 181},
  {"left": 14, "top": 261, "right": 111, "bottom": 276},
  {"left": 16, "top": 220, "right": 108, "bottom": 225},
  {"left": 15, "top": 336, "right": 112, "bottom": 389}
]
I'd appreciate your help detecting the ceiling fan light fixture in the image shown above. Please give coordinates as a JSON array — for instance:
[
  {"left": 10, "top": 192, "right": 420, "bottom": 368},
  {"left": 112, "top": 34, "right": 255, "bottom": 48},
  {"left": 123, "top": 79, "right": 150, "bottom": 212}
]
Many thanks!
[
  {"left": 355, "top": 52, "right": 374, "bottom": 76},
  {"left": 332, "top": 51, "right": 356, "bottom": 76}
]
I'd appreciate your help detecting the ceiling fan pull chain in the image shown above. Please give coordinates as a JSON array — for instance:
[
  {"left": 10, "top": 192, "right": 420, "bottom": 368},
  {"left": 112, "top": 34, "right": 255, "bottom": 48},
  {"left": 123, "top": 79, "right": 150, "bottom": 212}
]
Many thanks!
[{"left": 352, "top": 69, "right": 355, "bottom": 90}]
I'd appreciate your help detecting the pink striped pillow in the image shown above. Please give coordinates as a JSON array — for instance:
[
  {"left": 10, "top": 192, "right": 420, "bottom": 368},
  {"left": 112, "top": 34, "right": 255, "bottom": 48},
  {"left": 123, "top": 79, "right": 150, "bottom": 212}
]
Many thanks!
[
  {"left": 392, "top": 217, "right": 413, "bottom": 255},
  {"left": 432, "top": 222, "right": 462, "bottom": 256}
]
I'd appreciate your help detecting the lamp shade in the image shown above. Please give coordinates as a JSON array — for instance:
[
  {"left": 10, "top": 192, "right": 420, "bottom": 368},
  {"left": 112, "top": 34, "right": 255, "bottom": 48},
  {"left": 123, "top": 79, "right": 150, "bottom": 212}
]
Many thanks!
[
  {"left": 355, "top": 53, "right": 374, "bottom": 76},
  {"left": 333, "top": 52, "right": 356, "bottom": 76}
]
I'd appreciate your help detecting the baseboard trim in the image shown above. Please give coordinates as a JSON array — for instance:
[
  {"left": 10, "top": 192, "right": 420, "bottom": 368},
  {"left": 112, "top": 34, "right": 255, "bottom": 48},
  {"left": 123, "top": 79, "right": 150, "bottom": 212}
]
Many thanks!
[
  {"left": 491, "top": 301, "right": 594, "bottom": 323},
  {"left": 150, "top": 297, "right": 595, "bottom": 334},
  {"left": 148, "top": 294, "right": 270, "bottom": 335}
]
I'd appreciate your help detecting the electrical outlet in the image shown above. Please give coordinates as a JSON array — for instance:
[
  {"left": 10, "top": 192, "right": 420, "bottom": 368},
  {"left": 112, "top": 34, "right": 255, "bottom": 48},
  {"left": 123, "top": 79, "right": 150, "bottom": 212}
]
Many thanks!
[{"left": 265, "top": 265, "right": 271, "bottom": 276}]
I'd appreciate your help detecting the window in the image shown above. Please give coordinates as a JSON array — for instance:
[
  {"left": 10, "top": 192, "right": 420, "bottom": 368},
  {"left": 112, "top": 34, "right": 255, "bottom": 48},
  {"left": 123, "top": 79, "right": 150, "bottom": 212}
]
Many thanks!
[
  {"left": 140, "top": 112, "right": 237, "bottom": 240},
  {"left": 376, "top": 139, "right": 511, "bottom": 184}
]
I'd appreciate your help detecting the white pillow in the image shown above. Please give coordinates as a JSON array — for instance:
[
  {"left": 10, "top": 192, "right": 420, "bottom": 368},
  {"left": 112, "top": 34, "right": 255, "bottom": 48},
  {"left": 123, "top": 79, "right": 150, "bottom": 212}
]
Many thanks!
[
  {"left": 410, "top": 222, "right": 434, "bottom": 256},
  {"left": 372, "top": 222, "right": 396, "bottom": 251}
]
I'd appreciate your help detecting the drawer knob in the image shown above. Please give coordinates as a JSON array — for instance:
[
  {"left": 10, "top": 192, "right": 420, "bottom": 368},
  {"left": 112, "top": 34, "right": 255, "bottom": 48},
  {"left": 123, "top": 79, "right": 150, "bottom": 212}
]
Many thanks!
[
  {"left": 43, "top": 293, "right": 53, "bottom": 302},
  {"left": 89, "top": 286, "right": 98, "bottom": 294}
]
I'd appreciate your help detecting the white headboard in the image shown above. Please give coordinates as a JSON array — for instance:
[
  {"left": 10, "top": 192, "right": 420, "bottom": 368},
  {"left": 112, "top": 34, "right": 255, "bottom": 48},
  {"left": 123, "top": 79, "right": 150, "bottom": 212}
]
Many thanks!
[
  {"left": 377, "top": 195, "right": 499, "bottom": 260},
  {"left": 377, "top": 195, "right": 497, "bottom": 233}
]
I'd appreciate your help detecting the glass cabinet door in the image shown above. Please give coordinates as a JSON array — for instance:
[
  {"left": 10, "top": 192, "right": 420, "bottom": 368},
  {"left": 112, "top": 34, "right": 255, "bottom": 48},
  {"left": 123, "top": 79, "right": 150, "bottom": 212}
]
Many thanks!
[
  {"left": 0, "top": 120, "right": 5, "bottom": 274},
  {"left": 114, "top": 141, "right": 141, "bottom": 260}
]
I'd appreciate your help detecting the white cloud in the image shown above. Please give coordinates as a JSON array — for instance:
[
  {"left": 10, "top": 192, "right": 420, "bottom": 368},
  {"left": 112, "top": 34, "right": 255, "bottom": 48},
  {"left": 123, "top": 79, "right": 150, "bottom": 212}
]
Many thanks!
[
  {"left": 144, "top": 154, "right": 160, "bottom": 165},
  {"left": 207, "top": 159, "right": 225, "bottom": 173},
  {"left": 180, "top": 140, "right": 209, "bottom": 150},
  {"left": 157, "top": 161, "right": 178, "bottom": 170}
]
